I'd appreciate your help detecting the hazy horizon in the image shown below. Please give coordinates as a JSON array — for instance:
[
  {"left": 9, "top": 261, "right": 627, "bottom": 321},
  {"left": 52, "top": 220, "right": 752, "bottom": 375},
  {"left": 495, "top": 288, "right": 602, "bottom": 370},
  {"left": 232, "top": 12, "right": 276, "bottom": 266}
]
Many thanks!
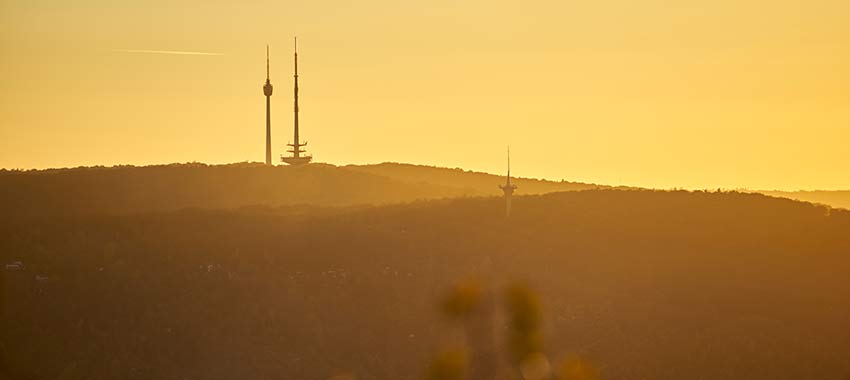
[{"left": 2, "top": 0, "right": 849, "bottom": 190}]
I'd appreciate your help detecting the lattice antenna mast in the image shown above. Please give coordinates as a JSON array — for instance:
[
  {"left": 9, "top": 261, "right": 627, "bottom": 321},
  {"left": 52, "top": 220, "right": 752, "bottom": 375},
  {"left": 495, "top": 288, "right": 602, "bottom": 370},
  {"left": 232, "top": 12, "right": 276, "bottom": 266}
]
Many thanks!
[
  {"left": 280, "top": 37, "right": 313, "bottom": 165},
  {"left": 289, "top": 37, "right": 306, "bottom": 157}
]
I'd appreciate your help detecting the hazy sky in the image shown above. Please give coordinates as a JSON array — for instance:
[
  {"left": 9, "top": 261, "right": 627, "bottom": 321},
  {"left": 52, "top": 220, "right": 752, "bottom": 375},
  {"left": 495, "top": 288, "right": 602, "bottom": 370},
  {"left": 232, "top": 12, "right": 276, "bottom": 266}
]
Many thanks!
[{"left": 1, "top": 0, "right": 848, "bottom": 190}]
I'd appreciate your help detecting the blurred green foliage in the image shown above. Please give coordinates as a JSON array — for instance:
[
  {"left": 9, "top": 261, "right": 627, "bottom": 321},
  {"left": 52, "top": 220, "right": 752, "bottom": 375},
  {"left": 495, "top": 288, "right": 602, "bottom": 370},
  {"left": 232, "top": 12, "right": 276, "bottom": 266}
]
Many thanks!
[
  {"left": 441, "top": 281, "right": 484, "bottom": 319},
  {"left": 433, "top": 281, "right": 596, "bottom": 380},
  {"left": 505, "top": 283, "right": 543, "bottom": 365},
  {"left": 558, "top": 355, "right": 597, "bottom": 380},
  {"left": 427, "top": 350, "right": 468, "bottom": 380}
]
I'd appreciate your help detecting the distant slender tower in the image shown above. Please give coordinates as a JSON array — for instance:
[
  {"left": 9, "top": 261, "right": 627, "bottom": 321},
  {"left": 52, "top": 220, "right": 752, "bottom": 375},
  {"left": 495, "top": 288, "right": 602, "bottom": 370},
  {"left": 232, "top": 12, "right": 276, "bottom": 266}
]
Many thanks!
[
  {"left": 263, "top": 45, "right": 273, "bottom": 165},
  {"left": 281, "top": 37, "right": 313, "bottom": 165},
  {"left": 499, "top": 147, "right": 517, "bottom": 217}
]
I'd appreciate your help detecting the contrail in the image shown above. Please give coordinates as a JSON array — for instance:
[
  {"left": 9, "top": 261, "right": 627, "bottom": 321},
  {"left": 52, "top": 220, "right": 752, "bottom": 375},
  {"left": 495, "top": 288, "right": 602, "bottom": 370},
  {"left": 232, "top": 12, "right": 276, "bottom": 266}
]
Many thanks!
[{"left": 113, "top": 49, "right": 223, "bottom": 56}]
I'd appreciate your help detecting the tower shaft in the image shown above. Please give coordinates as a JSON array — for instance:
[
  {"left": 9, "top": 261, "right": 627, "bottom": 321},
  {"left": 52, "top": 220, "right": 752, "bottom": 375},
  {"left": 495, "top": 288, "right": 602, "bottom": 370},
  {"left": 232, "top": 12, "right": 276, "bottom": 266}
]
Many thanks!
[{"left": 265, "top": 95, "right": 271, "bottom": 164}]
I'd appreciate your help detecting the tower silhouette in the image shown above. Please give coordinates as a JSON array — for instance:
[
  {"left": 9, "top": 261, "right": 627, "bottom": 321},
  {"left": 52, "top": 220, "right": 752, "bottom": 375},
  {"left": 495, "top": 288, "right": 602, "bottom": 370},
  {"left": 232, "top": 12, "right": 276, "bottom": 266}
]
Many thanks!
[
  {"left": 281, "top": 37, "right": 312, "bottom": 165},
  {"left": 499, "top": 147, "right": 517, "bottom": 217},
  {"left": 263, "top": 45, "right": 273, "bottom": 165}
]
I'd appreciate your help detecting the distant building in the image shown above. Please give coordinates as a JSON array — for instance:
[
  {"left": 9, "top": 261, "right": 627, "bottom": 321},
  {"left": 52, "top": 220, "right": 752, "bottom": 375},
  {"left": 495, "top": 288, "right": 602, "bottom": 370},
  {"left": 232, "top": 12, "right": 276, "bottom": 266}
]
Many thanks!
[{"left": 5, "top": 261, "right": 23, "bottom": 271}]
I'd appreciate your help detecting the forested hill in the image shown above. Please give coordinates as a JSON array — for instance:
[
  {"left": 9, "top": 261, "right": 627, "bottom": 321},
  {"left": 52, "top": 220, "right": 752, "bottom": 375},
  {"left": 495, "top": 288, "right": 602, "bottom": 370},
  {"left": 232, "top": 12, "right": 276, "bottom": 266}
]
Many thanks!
[
  {"left": 344, "top": 162, "right": 607, "bottom": 194},
  {"left": 759, "top": 190, "right": 850, "bottom": 210},
  {"left": 0, "top": 162, "right": 602, "bottom": 217},
  {"left": 3, "top": 189, "right": 850, "bottom": 380}
]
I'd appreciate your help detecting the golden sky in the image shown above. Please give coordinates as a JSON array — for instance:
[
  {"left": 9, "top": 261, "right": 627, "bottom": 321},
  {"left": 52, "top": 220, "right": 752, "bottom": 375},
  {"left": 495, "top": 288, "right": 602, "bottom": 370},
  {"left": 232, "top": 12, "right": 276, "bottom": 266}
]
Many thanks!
[{"left": 1, "top": 0, "right": 848, "bottom": 190}]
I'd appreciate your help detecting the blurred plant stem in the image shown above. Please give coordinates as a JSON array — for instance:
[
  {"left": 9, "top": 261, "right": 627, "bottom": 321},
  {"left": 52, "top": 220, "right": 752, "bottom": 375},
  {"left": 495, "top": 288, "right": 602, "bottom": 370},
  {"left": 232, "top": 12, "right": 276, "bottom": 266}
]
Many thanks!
[{"left": 430, "top": 280, "right": 597, "bottom": 380}]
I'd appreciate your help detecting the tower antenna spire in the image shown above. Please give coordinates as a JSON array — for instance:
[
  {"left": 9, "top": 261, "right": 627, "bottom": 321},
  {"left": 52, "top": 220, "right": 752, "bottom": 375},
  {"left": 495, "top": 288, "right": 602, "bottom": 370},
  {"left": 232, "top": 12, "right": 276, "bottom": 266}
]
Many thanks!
[
  {"left": 266, "top": 44, "right": 270, "bottom": 80},
  {"left": 507, "top": 146, "right": 511, "bottom": 182}
]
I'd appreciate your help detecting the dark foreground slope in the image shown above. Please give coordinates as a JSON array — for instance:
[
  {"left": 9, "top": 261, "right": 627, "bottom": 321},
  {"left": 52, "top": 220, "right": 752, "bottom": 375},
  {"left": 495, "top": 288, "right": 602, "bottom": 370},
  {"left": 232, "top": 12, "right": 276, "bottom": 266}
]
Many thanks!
[
  {"left": 2, "top": 190, "right": 850, "bottom": 380},
  {"left": 0, "top": 163, "right": 598, "bottom": 218}
]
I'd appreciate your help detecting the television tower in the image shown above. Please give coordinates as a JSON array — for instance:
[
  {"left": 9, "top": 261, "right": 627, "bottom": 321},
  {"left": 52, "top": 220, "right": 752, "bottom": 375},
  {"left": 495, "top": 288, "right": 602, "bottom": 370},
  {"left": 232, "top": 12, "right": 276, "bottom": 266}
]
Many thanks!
[
  {"left": 281, "top": 37, "right": 312, "bottom": 165},
  {"left": 499, "top": 147, "right": 517, "bottom": 217},
  {"left": 263, "top": 45, "right": 273, "bottom": 165}
]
